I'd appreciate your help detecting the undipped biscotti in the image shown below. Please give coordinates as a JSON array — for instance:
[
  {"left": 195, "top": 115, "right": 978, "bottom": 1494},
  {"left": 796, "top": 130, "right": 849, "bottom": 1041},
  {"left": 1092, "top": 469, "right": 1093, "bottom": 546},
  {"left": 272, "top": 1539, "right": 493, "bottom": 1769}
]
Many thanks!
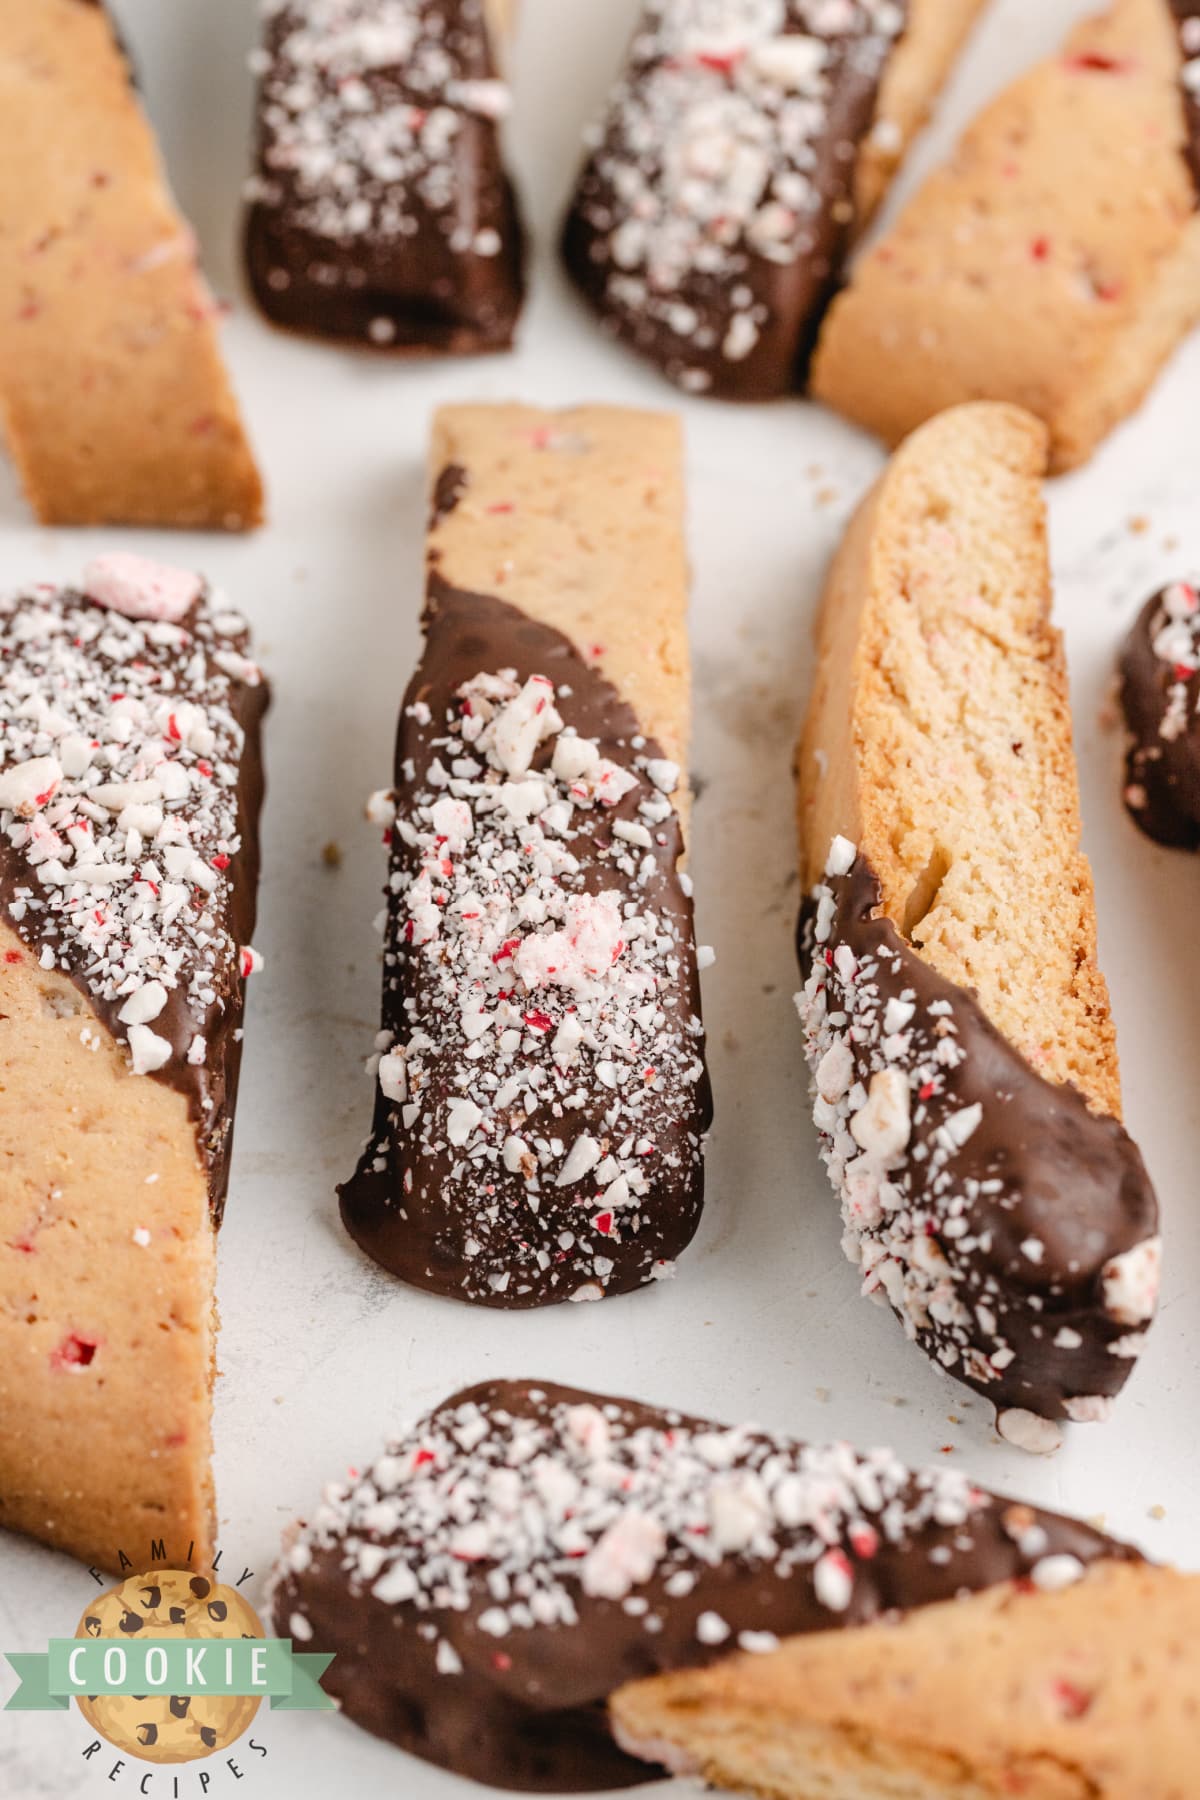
[
  {"left": 244, "top": 0, "right": 524, "bottom": 354},
  {"left": 338, "top": 404, "right": 711, "bottom": 1306},
  {"left": 0, "top": 0, "right": 263, "bottom": 528},
  {"left": 560, "top": 0, "right": 985, "bottom": 399},
  {"left": 812, "top": 0, "right": 1200, "bottom": 472},
  {"left": 268, "top": 1378, "right": 1197, "bottom": 1796},
  {"left": 0, "top": 555, "right": 267, "bottom": 1571},
  {"left": 1120, "top": 576, "right": 1200, "bottom": 846},
  {"left": 794, "top": 404, "right": 1159, "bottom": 1451}
]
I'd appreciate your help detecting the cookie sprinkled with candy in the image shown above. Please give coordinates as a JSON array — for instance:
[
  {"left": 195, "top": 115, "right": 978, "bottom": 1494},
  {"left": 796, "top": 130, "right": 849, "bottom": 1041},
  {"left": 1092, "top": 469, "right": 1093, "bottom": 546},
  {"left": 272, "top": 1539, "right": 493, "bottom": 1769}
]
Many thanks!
[
  {"left": 1119, "top": 578, "right": 1200, "bottom": 847},
  {"left": 339, "top": 583, "right": 711, "bottom": 1305},
  {"left": 796, "top": 838, "right": 1159, "bottom": 1446},
  {"left": 0, "top": 556, "right": 267, "bottom": 1194},
  {"left": 562, "top": 0, "right": 905, "bottom": 398},
  {"left": 244, "top": 0, "right": 523, "bottom": 351},
  {"left": 269, "top": 1378, "right": 1135, "bottom": 1789}
]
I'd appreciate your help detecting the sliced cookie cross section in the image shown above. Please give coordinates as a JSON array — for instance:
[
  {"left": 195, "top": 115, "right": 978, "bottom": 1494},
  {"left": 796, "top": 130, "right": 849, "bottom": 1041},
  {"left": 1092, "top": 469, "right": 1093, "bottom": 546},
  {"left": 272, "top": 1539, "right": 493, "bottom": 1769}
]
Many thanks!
[
  {"left": 338, "top": 403, "right": 711, "bottom": 1306},
  {"left": 0, "top": 555, "right": 267, "bottom": 1570},
  {"left": 0, "top": 0, "right": 263, "bottom": 527},
  {"left": 794, "top": 403, "right": 1160, "bottom": 1447},
  {"left": 812, "top": 0, "right": 1200, "bottom": 471}
]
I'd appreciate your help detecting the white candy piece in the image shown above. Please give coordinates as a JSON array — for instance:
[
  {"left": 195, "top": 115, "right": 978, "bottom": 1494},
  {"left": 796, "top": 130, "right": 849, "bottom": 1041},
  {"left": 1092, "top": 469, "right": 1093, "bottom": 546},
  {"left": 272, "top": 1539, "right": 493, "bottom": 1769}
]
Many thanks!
[
  {"left": 83, "top": 553, "right": 202, "bottom": 624},
  {"left": 0, "top": 756, "right": 62, "bottom": 818}
]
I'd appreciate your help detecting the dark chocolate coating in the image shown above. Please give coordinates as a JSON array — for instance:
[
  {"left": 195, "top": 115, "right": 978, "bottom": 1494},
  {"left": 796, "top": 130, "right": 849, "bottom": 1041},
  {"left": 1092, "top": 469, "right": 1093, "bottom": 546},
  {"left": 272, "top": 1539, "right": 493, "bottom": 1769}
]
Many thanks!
[
  {"left": 561, "top": 1, "right": 904, "bottom": 400},
  {"left": 339, "top": 575, "right": 711, "bottom": 1305},
  {"left": 797, "top": 856, "right": 1159, "bottom": 1425},
  {"left": 1120, "top": 583, "right": 1200, "bottom": 848},
  {"left": 0, "top": 588, "right": 267, "bottom": 1224},
  {"left": 244, "top": 0, "right": 524, "bottom": 354},
  {"left": 270, "top": 1378, "right": 1138, "bottom": 1791}
]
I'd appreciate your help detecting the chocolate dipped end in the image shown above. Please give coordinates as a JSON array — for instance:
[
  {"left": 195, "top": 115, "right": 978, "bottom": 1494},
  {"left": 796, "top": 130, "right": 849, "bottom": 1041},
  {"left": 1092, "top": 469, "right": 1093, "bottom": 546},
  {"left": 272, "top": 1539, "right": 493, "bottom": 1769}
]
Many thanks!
[
  {"left": 0, "top": 584, "right": 268, "bottom": 1225},
  {"left": 560, "top": 2, "right": 905, "bottom": 400},
  {"left": 270, "top": 1378, "right": 1137, "bottom": 1791},
  {"left": 339, "top": 581, "right": 711, "bottom": 1306},
  {"left": 796, "top": 846, "right": 1160, "bottom": 1438},
  {"left": 1119, "top": 581, "right": 1200, "bottom": 849},
  {"left": 244, "top": 0, "right": 524, "bottom": 353}
]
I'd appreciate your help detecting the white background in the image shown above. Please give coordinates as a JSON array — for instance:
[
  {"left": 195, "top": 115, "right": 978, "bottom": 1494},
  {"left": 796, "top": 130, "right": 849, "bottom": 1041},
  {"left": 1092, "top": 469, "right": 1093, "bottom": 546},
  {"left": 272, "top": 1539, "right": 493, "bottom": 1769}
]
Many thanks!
[{"left": 3, "top": 1, "right": 1199, "bottom": 1795}]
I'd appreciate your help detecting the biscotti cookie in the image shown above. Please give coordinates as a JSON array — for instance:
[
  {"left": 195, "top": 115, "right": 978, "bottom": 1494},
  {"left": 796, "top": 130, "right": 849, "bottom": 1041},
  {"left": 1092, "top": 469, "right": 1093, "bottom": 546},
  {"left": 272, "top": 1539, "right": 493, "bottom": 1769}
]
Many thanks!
[
  {"left": 244, "top": 0, "right": 524, "bottom": 354},
  {"left": 0, "top": 0, "right": 263, "bottom": 528},
  {"left": 812, "top": 0, "right": 1200, "bottom": 472},
  {"left": 560, "top": 0, "right": 984, "bottom": 399},
  {"left": 795, "top": 404, "right": 1159, "bottom": 1449},
  {"left": 268, "top": 1378, "right": 1196, "bottom": 1795},
  {"left": 1120, "top": 578, "right": 1200, "bottom": 846},
  {"left": 338, "top": 403, "right": 711, "bottom": 1306},
  {"left": 0, "top": 555, "right": 267, "bottom": 1571}
]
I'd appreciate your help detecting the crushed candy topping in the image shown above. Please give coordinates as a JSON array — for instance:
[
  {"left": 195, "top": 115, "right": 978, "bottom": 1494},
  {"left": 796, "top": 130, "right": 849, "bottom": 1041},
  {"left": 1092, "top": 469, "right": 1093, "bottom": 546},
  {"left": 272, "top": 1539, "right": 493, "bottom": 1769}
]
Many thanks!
[
  {"left": 795, "top": 838, "right": 1158, "bottom": 1419},
  {"left": 275, "top": 1383, "right": 985, "bottom": 1650},
  {"left": 0, "top": 576, "right": 262, "bottom": 1088},
  {"left": 247, "top": 0, "right": 510, "bottom": 253},
  {"left": 356, "top": 662, "right": 707, "bottom": 1302},
  {"left": 568, "top": 0, "right": 904, "bottom": 390}
]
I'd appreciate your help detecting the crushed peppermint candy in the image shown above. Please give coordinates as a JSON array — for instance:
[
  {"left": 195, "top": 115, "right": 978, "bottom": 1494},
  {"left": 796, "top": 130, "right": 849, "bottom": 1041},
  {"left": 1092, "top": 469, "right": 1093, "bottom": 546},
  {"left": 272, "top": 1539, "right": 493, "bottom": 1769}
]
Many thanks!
[
  {"left": 342, "top": 605, "right": 711, "bottom": 1305},
  {"left": 0, "top": 576, "right": 264, "bottom": 1116},
  {"left": 247, "top": 0, "right": 512, "bottom": 251},
  {"left": 795, "top": 839, "right": 1159, "bottom": 1430},
  {"left": 564, "top": 0, "right": 905, "bottom": 393},
  {"left": 270, "top": 1378, "right": 1128, "bottom": 1743}
]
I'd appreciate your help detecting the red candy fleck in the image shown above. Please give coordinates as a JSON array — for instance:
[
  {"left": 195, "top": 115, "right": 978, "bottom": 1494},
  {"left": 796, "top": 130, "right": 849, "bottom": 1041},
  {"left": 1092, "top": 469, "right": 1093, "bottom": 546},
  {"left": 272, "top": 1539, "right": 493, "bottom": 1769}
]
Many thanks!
[
  {"left": 1064, "top": 50, "right": 1129, "bottom": 72},
  {"left": 211, "top": 853, "right": 231, "bottom": 871},
  {"left": 918, "top": 1080, "right": 936, "bottom": 1100},
  {"left": 492, "top": 1652, "right": 513, "bottom": 1672},
  {"left": 593, "top": 1211, "right": 614, "bottom": 1237},
  {"left": 1030, "top": 236, "right": 1051, "bottom": 262},
  {"left": 849, "top": 1523, "right": 879, "bottom": 1560},
  {"left": 1051, "top": 1678, "right": 1093, "bottom": 1719},
  {"left": 50, "top": 1333, "right": 99, "bottom": 1371},
  {"left": 523, "top": 1010, "right": 553, "bottom": 1034},
  {"left": 4, "top": 949, "right": 22, "bottom": 964}
]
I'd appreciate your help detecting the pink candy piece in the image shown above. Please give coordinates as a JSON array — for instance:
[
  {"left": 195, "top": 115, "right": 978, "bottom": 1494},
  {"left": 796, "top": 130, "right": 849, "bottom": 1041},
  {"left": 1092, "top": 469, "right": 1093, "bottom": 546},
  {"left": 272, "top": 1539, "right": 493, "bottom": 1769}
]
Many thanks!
[{"left": 82, "top": 553, "right": 202, "bottom": 624}]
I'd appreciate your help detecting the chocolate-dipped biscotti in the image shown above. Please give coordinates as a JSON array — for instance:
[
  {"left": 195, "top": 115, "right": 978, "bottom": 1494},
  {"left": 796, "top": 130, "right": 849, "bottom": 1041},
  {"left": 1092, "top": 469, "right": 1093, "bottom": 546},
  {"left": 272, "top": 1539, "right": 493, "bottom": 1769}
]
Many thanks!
[
  {"left": 269, "top": 1379, "right": 1198, "bottom": 1796},
  {"left": 0, "top": 555, "right": 266, "bottom": 1570},
  {"left": 795, "top": 403, "right": 1160, "bottom": 1451},
  {"left": 561, "top": 0, "right": 985, "bottom": 399},
  {"left": 244, "top": 0, "right": 524, "bottom": 354},
  {"left": 1120, "top": 578, "right": 1200, "bottom": 846},
  {"left": 812, "top": 0, "right": 1200, "bottom": 471},
  {"left": 0, "top": 0, "right": 263, "bottom": 528},
  {"left": 339, "top": 403, "right": 711, "bottom": 1305}
]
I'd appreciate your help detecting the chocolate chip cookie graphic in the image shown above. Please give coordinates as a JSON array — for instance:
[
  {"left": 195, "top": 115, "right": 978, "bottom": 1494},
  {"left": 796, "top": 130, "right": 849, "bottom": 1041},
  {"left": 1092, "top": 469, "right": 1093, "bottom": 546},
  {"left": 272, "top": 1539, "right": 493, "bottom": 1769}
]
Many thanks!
[{"left": 74, "top": 1570, "right": 262, "bottom": 1763}]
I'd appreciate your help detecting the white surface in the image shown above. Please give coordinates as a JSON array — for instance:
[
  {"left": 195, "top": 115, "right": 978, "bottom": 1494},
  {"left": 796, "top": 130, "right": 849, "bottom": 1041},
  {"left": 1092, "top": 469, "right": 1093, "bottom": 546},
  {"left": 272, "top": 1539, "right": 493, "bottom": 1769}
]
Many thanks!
[{"left": 3, "top": 1, "right": 1200, "bottom": 1794}]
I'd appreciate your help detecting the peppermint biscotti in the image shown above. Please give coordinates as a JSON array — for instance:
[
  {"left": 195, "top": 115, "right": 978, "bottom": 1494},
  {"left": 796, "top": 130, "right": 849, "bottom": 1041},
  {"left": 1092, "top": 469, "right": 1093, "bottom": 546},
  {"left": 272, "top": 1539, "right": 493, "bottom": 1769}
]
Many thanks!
[
  {"left": 269, "top": 1379, "right": 1197, "bottom": 1795},
  {"left": 794, "top": 403, "right": 1159, "bottom": 1449},
  {"left": 339, "top": 403, "right": 711, "bottom": 1305},
  {"left": 244, "top": 0, "right": 524, "bottom": 354},
  {"left": 561, "top": 0, "right": 984, "bottom": 399},
  {"left": 1120, "top": 577, "right": 1200, "bottom": 846},
  {"left": 0, "top": 0, "right": 263, "bottom": 528},
  {"left": 812, "top": 0, "right": 1200, "bottom": 471},
  {"left": 0, "top": 556, "right": 266, "bottom": 1570}
]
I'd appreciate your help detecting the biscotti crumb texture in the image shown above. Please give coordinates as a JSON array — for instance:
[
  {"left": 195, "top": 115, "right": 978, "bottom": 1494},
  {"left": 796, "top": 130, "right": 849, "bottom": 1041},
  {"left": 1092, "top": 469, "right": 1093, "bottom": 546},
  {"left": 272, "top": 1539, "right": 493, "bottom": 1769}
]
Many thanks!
[
  {"left": 813, "top": 0, "right": 1200, "bottom": 471},
  {"left": 612, "top": 1560, "right": 1200, "bottom": 1800},
  {"left": 0, "top": 0, "right": 263, "bottom": 527}
]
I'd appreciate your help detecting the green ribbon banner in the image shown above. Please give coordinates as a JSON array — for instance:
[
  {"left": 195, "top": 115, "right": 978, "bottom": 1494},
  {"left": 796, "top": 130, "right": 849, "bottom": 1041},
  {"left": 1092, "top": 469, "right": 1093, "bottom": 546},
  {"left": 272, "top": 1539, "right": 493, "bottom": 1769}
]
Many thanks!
[{"left": 4, "top": 1639, "right": 334, "bottom": 1713}]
